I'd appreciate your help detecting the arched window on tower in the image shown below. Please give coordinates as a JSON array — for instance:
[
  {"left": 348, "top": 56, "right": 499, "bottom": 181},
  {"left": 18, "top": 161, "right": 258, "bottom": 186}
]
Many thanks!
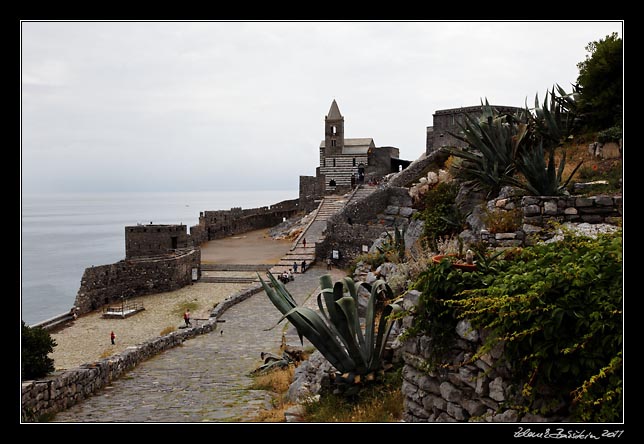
[
  {"left": 332, "top": 126, "right": 337, "bottom": 135},
  {"left": 331, "top": 139, "right": 337, "bottom": 147}
]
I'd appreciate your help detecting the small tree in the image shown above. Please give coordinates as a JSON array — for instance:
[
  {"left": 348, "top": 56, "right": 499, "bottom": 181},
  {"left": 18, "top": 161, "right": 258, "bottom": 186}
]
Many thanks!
[
  {"left": 22, "top": 321, "right": 56, "bottom": 380},
  {"left": 576, "top": 32, "right": 623, "bottom": 131}
]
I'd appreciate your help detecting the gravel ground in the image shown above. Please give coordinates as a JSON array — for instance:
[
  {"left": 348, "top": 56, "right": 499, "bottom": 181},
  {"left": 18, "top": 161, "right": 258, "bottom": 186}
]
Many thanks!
[{"left": 49, "top": 281, "right": 246, "bottom": 371}]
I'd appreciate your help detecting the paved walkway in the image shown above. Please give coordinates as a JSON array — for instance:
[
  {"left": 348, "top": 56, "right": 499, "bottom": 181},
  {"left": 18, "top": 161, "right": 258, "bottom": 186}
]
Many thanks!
[{"left": 51, "top": 265, "right": 338, "bottom": 423}]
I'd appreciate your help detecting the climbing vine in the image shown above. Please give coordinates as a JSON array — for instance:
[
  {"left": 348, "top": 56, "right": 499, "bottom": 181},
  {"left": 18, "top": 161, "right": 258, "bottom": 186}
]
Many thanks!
[
  {"left": 408, "top": 229, "right": 622, "bottom": 421},
  {"left": 446, "top": 230, "right": 623, "bottom": 421}
]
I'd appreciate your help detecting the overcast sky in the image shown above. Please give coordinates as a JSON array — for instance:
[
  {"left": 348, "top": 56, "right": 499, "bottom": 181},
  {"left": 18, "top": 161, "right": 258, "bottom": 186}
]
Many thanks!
[{"left": 21, "top": 21, "right": 623, "bottom": 194}]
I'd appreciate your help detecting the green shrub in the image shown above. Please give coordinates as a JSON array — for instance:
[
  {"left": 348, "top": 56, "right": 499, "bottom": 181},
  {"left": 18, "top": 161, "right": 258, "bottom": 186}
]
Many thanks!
[
  {"left": 447, "top": 230, "right": 623, "bottom": 421},
  {"left": 419, "top": 182, "right": 464, "bottom": 242},
  {"left": 482, "top": 207, "right": 523, "bottom": 233},
  {"left": 22, "top": 321, "right": 57, "bottom": 380},
  {"left": 597, "top": 126, "right": 622, "bottom": 144}
]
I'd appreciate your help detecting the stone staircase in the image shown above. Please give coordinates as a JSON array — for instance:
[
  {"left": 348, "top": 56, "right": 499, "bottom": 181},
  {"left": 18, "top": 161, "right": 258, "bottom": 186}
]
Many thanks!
[{"left": 269, "top": 185, "right": 377, "bottom": 275}]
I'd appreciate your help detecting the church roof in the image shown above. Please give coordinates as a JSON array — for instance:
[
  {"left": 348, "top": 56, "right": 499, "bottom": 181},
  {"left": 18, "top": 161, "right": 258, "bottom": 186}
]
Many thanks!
[
  {"left": 326, "top": 100, "right": 343, "bottom": 120},
  {"left": 319, "top": 138, "right": 375, "bottom": 154}
]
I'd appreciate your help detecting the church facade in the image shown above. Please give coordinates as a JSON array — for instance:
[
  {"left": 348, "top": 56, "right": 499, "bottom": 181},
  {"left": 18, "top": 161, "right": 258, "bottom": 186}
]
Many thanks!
[{"left": 299, "top": 100, "right": 405, "bottom": 210}]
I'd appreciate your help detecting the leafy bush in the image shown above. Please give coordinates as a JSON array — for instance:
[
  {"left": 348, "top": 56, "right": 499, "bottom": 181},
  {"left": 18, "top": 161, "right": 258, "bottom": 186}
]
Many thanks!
[
  {"left": 576, "top": 32, "right": 622, "bottom": 131},
  {"left": 22, "top": 321, "right": 57, "bottom": 380},
  {"left": 482, "top": 207, "right": 523, "bottom": 233},
  {"left": 407, "top": 260, "right": 493, "bottom": 365},
  {"left": 447, "top": 230, "right": 622, "bottom": 421},
  {"left": 597, "top": 125, "right": 622, "bottom": 144},
  {"left": 419, "top": 182, "right": 464, "bottom": 242}
]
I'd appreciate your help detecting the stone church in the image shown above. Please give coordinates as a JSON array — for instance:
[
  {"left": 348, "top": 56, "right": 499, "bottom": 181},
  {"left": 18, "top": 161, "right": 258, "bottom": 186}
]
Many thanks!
[{"left": 299, "top": 100, "right": 406, "bottom": 210}]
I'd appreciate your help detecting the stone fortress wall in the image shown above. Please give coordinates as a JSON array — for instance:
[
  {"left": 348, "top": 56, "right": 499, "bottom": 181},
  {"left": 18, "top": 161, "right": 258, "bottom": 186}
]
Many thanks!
[
  {"left": 70, "top": 198, "right": 300, "bottom": 318},
  {"left": 426, "top": 105, "right": 523, "bottom": 154},
  {"left": 73, "top": 249, "right": 201, "bottom": 316},
  {"left": 190, "top": 198, "right": 301, "bottom": 243}
]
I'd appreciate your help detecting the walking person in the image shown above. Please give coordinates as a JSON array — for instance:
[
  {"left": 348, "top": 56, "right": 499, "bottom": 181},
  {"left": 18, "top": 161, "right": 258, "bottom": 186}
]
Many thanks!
[
  {"left": 293, "top": 261, "right": 298, "bottom": 273},
  {"left": 301, "top": 260, "right": 306, "bottom": 273},
  {"left": 184, "top": 309, "right": 192, "bottom": 327},
  {"left": 303, "top": 238, "right": 306, "bottom": 249},
  {"left": 326, "top": 257, "right": 332, "bottom": 270},
  {"left": 110, "top": 331, "right": 116, "bottom": 345}
]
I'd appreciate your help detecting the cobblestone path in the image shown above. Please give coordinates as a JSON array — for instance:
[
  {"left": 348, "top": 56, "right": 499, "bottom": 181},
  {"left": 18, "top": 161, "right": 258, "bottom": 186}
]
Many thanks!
[{"left": 52, "top": 266, "right": 334, "bottom": 423}]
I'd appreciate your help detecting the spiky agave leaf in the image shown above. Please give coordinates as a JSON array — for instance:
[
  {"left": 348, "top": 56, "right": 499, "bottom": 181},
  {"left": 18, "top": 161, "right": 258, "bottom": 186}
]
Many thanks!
[{"left": 259, "top": 274, "right": 356, "bottom": 373}]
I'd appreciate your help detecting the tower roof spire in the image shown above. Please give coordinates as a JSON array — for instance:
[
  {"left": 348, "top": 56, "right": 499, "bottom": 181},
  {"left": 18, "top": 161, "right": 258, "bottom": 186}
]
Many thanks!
[{"left": 327, "top": 99, "right": 342, "bottom": 120}]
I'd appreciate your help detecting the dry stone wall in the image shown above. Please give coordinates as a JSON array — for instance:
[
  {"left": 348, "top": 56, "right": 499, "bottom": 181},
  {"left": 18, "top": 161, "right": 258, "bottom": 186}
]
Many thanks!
[
  {"left": 479, "top": 193, "right": 622, "bottom": 248},
  {"left": 399, "top": 290, "right": 565, "bottom": 423}
]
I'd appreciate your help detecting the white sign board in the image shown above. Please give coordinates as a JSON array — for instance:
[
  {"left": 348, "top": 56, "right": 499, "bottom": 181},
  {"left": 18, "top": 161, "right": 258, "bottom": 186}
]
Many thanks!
[
  {"left": 191, "top": 268, "right": 198, "bottom": 281},
  {"left": 332, "top": 250, "right": 339, "bottom": 260}
]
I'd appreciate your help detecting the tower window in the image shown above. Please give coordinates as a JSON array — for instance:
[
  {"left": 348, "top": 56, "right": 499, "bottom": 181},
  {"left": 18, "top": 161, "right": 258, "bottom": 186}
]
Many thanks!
[
  {"left": 333, "top": 158, "right": 336, "bottom": 167},
  {"left": 353, "top": 158, "right": 356, "bottom": 167},
  {"left": 332, "top": 126, "right": 337, "bottom": 135},
  {"left": 331, "top": 139, "right": 337, "bottom": 147}
]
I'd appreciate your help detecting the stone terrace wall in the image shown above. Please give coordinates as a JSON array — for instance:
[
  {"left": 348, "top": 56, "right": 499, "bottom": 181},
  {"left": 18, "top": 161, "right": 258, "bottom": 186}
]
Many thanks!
[
  {"left": 479, "top": 193, "right": 622, "bottom": 248},
  {"left": 73, "top": 249, "right": 201, "bottom": 316},
  {"left": 22, "top": 284, "right": 262, "bottom": 421},
  {"left": 521, "top": 194, "right": 622, "bottom": 226},
  {"left": 200, "top": 198, "right": 300, "bottom": 241},
  {"left": 399, "top": 291, "right": 563, "bottom": 423},
  {"left": 317, "top": 186, "right": 414, "bottom": 267}
]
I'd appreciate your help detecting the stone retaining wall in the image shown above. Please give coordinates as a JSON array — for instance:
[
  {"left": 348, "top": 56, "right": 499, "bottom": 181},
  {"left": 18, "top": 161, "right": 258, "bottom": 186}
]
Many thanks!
[
  {"left": 480, "top": 194, "right": 622, "bottom": 248},
  {"left": 22, "top": 283, "right": 264, "bottom": 421},
  {"left": 399, "top": 291, "right": 563, "bottom": 423}
]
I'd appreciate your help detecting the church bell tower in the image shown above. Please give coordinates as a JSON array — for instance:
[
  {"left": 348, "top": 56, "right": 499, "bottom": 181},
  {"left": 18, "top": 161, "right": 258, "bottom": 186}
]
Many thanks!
[{"left": 325, "top": 99, "right": 344, "bottom": 156}]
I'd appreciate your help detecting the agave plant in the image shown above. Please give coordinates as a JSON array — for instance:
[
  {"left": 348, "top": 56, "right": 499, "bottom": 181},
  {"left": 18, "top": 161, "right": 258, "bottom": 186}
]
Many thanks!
[
  {"left": 443, "top": 100, "right": 528, "bottom": 198},
  {"left": 510, "top": 86, "right": 583, "bottom": 196},
  {"left": 258, "top": 273, "right": 401, "bottom": 383},
  {"left": 376, "top": 225, "right": 406, "bottom": 262},
  {"left": 510, "top": 139, "right": 583, "bottom": 196}
]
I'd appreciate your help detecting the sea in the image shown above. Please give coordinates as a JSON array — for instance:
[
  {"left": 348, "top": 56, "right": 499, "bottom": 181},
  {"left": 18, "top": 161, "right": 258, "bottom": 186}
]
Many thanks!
[{"left": 20, "top": 190, "right": 297, "bottom": 325}]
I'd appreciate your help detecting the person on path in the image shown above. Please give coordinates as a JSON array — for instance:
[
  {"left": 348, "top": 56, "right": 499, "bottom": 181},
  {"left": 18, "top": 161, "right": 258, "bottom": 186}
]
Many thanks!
[
  {"left": 303, "top": 238, "right": 306, "bottom": 249},
  {"left": 327, "top": 257, "right": 332, "bottom": 270},
  {"left": 184, "top": 309, "right": 192, "bottom": 327},
  {"left": 301, "top": 260, "right": 306, "bottom": 273},
  {"left": 293, "top": 262, "right": 298, "bottom": 273},
  {"left": 110, "top": 331, "right": 116, "bottom": 345}
]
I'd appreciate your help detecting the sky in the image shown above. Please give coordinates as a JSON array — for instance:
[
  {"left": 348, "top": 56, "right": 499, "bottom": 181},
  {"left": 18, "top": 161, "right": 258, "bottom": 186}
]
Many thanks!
[{"left": 20, "top": 21, "right": 623, "bottom": 194}]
